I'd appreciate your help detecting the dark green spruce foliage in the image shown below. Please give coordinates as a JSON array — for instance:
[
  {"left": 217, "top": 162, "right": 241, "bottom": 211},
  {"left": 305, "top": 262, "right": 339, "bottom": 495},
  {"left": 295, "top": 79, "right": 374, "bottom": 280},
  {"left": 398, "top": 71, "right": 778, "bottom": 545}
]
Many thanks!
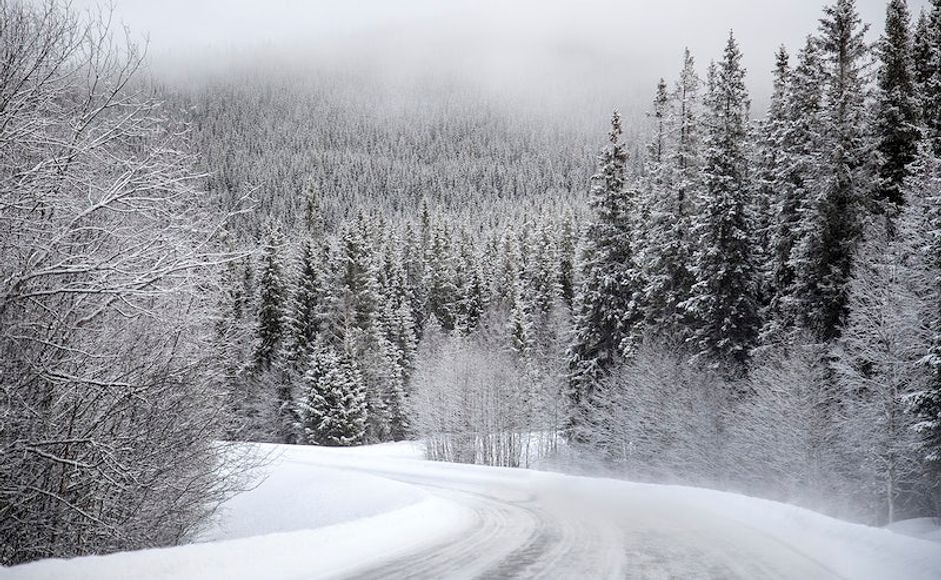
[
  {"left": 685, "top": 33, "right": 760, "bottom": 377},
  {"left": 567, "top": 112, "right": 645, "bottom": 430},
  {"left": 875, "top": 0, "right": 921, "bottom": 207},
  {"left": 790, "top": 0, "right": 874, "bottom": 343}
]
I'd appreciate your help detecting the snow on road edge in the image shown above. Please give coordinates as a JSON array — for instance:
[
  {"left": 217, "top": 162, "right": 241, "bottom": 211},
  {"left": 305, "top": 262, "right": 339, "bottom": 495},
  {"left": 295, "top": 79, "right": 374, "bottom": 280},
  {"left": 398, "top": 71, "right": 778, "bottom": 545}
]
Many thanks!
[
  {"left": 607, "top": 479, "right": 941, "bottom": 580},
  {"left": 6, "top": 496, "right": 474, "bottom": 580}
]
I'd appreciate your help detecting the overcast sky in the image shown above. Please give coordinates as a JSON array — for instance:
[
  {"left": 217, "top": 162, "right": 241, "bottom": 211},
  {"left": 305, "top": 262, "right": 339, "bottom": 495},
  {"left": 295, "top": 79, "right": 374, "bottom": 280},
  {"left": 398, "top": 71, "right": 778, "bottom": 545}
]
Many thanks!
[{"left": 72, "top": 0, "right": 931, "bottom": 111}]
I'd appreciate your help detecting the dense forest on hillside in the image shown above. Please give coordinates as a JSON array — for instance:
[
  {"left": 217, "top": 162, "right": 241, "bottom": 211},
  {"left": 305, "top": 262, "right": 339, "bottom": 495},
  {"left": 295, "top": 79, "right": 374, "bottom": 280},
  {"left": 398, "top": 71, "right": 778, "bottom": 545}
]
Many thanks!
[
  {"left": 3, "top": 0, "right": 941, "bottom": 566},
  {"left": 174, "top": 75, "right": 607, "bottom": 236}
]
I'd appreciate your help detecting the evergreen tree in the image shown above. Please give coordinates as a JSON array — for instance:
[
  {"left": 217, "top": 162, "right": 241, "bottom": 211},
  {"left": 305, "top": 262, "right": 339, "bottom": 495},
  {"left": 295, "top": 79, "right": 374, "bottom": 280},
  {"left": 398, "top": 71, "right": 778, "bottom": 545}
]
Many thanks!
[
  {"left": 509, "top": 277, "right": 534, "bottom": 358},
  {"left": 531, "top": 221, "right": 563, "bottom": 316},
  {"left": 875, "top": 0, "right": 921, "bottom": 208},
  {"left": 425, "top": 224, "right": 460, "bottom": 332},
  {"left": 917, "top": 0, "right": 941, "bottom": 155},
  {"left": 297, "top": 345, "right": 367, "bottom": 446},
  {"left": 790, "top": 0, "right": 874, "bottom": 343},
  {"left": 763, "top": 37, "right": 828, "bottom": 343},
  {"left": 455, "top": 242, "right": 485, "bottom": 334},
  {"left": 558, "top": 212, "right": 578, "bottom": 308},
  {"left": 753, "top": 46, "right": 791, "bottom": 308},
  {"left": 913, "top": 9, "right": 931, "bottom": 97},
  {"left": 650, "top": 78, "right": 670, "bottom": 166},
  {"left": 254, "top": 230, "right": 287, "bottom": 371},
  {"left": 684, "top": 33, "right": 760, "bottom": 376},
  {"left": 673, "top": 48, "right": 704, "bottom": 209},
  {"left": 383, "top": 299, "right": 417, "bottom": 441},
  {"left": 642, "top": 51, "right": 701, "bottom": 340},
  {"left": 336, "top": 217, "right": 383, "bottom": 339},
  {"left": 304, "top": 182, "right": 325, "bottom": 237},
  {"left": 496, "top": 228, "right": 521, "bottom": 306},
  {"left": 402, "top": 223, "right": 428, "bottom": 335},
  {"left": 333, "top": 216, "right": 395, "bottom": 442},
  {"left": 282, "top": 240, "right": 331, "bottom": 368},
  {"left": 567, "top": 112, "right": 645, "bottom": 432}
]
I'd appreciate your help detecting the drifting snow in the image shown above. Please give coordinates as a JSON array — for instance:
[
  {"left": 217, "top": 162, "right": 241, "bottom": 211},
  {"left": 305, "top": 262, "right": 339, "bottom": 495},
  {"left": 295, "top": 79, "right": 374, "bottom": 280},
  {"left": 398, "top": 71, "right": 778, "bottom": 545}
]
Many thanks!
[
  {"left": 886, "top": 518, "right": 941, "bottom": 544},
  {"left": 556, "top": 476, "right": 941, "bottom": 580}
]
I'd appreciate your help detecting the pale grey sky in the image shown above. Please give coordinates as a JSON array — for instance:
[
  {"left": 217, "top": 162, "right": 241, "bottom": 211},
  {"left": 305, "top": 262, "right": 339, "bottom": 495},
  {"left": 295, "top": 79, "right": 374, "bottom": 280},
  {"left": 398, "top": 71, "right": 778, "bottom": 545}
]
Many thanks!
[{"left": 72, "top": 0, "right": 931, "bottom": 110}]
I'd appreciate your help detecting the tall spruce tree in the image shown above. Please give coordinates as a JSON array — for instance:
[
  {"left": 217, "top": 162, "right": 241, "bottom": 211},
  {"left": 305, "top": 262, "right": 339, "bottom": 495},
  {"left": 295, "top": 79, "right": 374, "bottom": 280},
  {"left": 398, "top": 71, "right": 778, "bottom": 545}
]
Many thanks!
[
  {"left": 684, "top": 33, "right": 760, "bottom": 376},
  {"left": 567, "top": 112, "right": 645, "bottom": 433},
  {"left": 763, "top": 37, "right": 827, "bottom": 343},
  {"left": 642, "top": 50, "right": 701, "bottom": 341},
  {"left": 913, "top": 8, "right": 931, "bottom": 96},
  {"left": 558, "top": 212, "right": 578, "bottom": 308},
  {"left": 333, "top": 216, "right": 396, "bottom": 442},
  {"left": 425, "top": 224, "right": 460, "bottom": 332},
  {"left": 402, "top": 223, "right": 428, "bottom": 335},
  {"left": 875, "top": 0, "right": 921, "bottom": 208},
  {"left": 531, "top": 221, "right": 563, "bottom": 316},
  {"left": 752, "top": 47, "right": 791, "bottom": 336},
  {"left": 454, "top": 240, "right": 485, "bottom": 334},
  {"left": 753, "top": 46, "right": 791, "bottom": 257},
  {"left": 674, "top": 48, "right": 703, "bottom": 205},
  {"left": 917, "top": 0, "right": 941, "bottom": 154},
  {"left": 790, "top": 0, "right": 874, "bottom": 343},
  {"left": 254, "top": 230, "right": 287, "bottom": 371},
  {"left": 650, "top": 79, "right": 670, "bottom": 166},
  {"left": 282, "top": 240, "right": 331, "bottom": 368},
  {"left": 509, "top": 276, "right": 534, "bottom": 359}
]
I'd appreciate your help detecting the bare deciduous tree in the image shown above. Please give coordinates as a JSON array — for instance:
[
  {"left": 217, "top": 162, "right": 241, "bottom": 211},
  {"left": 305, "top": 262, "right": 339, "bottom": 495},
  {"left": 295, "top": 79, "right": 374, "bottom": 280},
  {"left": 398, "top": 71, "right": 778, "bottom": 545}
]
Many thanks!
[{"left": 0, "top": 0, "right": 248, "bottom": 564}]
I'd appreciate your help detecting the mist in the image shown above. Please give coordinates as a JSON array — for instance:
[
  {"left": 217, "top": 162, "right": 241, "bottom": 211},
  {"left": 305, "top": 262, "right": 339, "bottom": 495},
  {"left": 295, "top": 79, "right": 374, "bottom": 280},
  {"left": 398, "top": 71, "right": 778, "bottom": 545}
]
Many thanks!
[{"left": 70, "top": 0, "right": 931, "bottom": 114}]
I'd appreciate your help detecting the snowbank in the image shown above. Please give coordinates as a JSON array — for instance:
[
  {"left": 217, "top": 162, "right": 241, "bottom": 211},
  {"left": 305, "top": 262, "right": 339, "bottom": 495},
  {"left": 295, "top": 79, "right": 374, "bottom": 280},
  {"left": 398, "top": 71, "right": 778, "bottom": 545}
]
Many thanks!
[
  {"left": 6, "top": 442, "right": 473, "bottom": 580},
  {"left": 8, "top": 498, "right": 470, "bottom": 580},
  {"left": 198, "top": 443, "right": 426, "bottom": 542}
]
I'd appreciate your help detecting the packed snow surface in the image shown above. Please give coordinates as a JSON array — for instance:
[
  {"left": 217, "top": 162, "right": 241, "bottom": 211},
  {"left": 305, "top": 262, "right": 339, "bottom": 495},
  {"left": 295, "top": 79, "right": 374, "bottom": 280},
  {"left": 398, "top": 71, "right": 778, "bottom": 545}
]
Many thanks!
[{"left": 6, "top": 442, "right": 941, "bottom": 579}]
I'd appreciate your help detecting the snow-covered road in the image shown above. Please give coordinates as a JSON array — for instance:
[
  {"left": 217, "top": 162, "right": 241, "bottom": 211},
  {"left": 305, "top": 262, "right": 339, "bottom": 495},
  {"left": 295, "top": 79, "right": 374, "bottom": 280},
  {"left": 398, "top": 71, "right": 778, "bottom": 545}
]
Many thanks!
[
  {"left": 9, "top": 443, "right": 941, "bottom": 580},
  {"left": 344, "top": 466, "right": 838, "bottom": 579}
]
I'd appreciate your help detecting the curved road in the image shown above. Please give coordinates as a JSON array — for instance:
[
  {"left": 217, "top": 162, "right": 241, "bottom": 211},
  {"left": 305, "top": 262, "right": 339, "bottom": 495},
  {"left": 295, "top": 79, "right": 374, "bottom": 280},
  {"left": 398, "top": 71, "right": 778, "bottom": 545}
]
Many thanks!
[
  {"left": 15, "top": 445, "right": 937, "bottom": 580},
  {"left": 304, "top": 457, "right": 845, "bottom": 580}
]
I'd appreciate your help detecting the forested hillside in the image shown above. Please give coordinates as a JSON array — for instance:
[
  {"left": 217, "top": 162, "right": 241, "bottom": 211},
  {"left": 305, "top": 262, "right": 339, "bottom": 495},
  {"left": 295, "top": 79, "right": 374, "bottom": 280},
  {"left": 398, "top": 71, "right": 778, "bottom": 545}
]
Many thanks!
[
  {"left": 201, "top": 0, "right": 941, "bottom": 527},
  {"left": 175, "top": 74, "right": 608, "bottom": 236}
]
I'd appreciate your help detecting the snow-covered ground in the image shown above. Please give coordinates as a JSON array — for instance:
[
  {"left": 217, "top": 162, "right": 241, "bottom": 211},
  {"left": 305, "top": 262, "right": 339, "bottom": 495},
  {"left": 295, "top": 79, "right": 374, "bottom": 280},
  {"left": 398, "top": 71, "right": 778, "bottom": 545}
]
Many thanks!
[
  {"left": 886, "top": 518, "right": 941, "bottom": 544},
  {"left": 6, "top": 442, "right": 941, "bottom": 580}
]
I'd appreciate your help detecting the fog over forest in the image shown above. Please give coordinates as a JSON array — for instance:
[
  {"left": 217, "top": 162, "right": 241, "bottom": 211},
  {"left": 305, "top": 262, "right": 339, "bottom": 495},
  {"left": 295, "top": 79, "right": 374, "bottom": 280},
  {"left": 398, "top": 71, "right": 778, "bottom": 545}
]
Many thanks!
[{"left": 72, "top": 0, "right": 930, "bottom": 109}]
